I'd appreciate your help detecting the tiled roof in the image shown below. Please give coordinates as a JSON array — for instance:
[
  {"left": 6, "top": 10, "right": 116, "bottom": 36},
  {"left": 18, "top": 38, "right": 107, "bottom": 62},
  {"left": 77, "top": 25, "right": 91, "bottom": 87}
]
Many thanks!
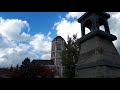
[{"left": 31, "top": 59, "right": 54, "bottom": 65}]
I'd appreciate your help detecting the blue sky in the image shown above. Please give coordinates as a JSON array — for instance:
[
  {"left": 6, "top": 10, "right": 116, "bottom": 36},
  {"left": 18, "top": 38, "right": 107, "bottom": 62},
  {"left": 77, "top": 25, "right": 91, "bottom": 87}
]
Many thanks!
[
  {"left": 0, "top": 12, "right": 67, "bottom": 38},
  {"left": 0, "top": 12, "right": 120, "bottom": 67}
]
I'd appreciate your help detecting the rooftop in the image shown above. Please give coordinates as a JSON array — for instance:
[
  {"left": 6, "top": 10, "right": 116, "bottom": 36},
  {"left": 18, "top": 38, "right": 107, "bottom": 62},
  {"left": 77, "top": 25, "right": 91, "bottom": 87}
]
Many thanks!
[
  {"left": 31, "top": 59, "right": 54, "bottom": 65},
  {"left": 78, "top": 12, "right": 110, "bottom": 23},
  {"left": 52, "top": 36, "right": 65, "bottom": 42}
]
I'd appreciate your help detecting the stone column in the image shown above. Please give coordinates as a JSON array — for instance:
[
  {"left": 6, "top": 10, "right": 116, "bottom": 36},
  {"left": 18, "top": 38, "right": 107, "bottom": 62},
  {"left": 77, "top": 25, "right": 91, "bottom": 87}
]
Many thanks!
[
  {"left": 104, "top": 19, "right": 110, "bottom": 33},
  {"left": 81, "top": 23, "right": 85, "bottom": 37},
  {"left": 92, "top": 17, "right": 99, "bottom": 31}
]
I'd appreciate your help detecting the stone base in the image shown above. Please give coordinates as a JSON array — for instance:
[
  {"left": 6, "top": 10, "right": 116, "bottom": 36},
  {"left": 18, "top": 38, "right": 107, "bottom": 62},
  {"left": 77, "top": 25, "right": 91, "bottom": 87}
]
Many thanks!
[
  {"left": 75, "top": 65, "right": 120, "bottom": 78},
  {"left": 75, "top": 31, "right": 120, "bottom": 78}
]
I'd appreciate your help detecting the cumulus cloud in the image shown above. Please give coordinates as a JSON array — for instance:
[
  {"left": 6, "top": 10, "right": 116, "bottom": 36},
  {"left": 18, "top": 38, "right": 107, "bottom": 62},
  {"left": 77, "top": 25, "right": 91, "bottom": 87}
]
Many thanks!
[
  {"left": 0, "top": 17, "right": 52, "bottom": 67},
  {"left": 0, "top": 32, "right": 52, "bottom": 67},
  {"left": 0, "top": 35, "right": 16, "bottom": 49},
  {"left": 54, "top": 12, "right": 90, "bottom": 42},
  {"left": 33, "top": 32, "right": 52, "bottom": 60},
  {"left": 0, "top": 17, "right": 30, "bottom": 41},
  {"left": 0, "top": 44, "right": 39, "bottom": 67},
  {"left": 30, "top": 33, "right": 52, "bottom": 54},
  {"left": 0, "top": 17, "right": 32, "bottom": 67},
  {"left": 29, "top": 32, "right": 52, "bottom": 60},
  {"left": 54, "top": 18, "right": 81, "bottom": 42}
]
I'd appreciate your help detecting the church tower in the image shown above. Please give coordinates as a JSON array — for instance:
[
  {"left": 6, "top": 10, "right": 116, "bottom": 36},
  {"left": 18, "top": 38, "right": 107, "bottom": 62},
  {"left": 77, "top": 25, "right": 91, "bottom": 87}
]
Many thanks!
[
  {"left": 75, "top": 12, "right": 120, "bottom": 78},
  {"left": 51, "top": 36, "right": 65, "bottom": 66}
]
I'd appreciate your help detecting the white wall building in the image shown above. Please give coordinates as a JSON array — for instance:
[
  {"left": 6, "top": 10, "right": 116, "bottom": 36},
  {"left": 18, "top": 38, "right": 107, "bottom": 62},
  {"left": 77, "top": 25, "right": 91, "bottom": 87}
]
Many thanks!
[{"left": 51, "top": 36, "right": 65, "bottom": 66}]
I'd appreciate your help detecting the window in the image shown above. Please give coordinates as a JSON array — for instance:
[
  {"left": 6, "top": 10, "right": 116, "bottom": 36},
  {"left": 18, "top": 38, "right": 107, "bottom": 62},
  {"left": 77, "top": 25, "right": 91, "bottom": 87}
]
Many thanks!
[
  {"left": 52, "top": 45, "right": 55, "bottom": 51},
  {"left": 99, "top": 25, "right": 105, "bottom": 32},
  {"left": 57, "top": 44, "right": 61, "bottom": 50},
  {"left": 57, "top": 39, "right": 61, "bottom": 41},
  {"left": 52, "top": 52, "right": 55, "bottom": 57},
  {"left": 57, "top": 52, "right": 61, "bottom": 57}
]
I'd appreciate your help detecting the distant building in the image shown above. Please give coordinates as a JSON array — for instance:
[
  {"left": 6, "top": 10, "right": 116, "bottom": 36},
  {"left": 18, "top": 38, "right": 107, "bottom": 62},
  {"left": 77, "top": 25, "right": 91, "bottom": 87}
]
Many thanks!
[
  {"left": 31, "top": 59, "right": 54, "bottom": 66},
  {"left": 31, "top": 36, "right": 66, "bottom": 78},
  {"left": 51, "top": 36, "right": 65, "bottom": 65}
]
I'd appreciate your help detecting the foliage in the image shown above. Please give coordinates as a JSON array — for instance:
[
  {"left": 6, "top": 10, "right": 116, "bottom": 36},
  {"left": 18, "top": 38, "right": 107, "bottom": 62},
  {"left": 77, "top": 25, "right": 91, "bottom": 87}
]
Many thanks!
[
  {"left": 2, "top": 57, "right": 57, "bottom": 78},
  {"left": 61, "top": 34, "right": 81, "bottom": 78}
]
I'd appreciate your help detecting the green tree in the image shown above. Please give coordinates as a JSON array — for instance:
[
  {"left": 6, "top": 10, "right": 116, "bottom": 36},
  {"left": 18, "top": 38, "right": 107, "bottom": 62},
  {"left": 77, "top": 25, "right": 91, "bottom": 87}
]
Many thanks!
[
  {"left": 15, "top": 64, "right": 19, "bottom": 70},
  {"left": 61, "top": 34, "right": 81, "bottom": 78},
  {"left": 20, "top": 57, "right": 31, "bottom": 78},
  {"left": 2, "top": 57, "right": 57, "bottom": 78},
  {"left": 19, "top": 57, "right": 57, "bottom": 78},
  {"left": 22, "top": 57, "right": 30, "bottom": 66}
]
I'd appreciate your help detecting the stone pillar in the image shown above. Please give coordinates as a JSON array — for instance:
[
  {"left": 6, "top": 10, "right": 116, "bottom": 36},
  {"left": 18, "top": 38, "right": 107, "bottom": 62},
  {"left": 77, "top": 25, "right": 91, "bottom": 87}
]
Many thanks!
[
  {"left": 104, "top": 20, "right": 110, "bottom": 34},
  {"left": 92, "top": 17, "right": 99, "bottom": 31},
  {"left": 81, "top": 23, "right": 85, "bottom": 37}
]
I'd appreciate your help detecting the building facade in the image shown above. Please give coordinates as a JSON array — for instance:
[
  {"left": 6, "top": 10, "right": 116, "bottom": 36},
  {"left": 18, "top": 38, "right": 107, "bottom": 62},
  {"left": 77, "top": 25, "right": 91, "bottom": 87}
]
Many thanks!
[{"left": 51, "top": 36, "right": 65, "bottom": 66}]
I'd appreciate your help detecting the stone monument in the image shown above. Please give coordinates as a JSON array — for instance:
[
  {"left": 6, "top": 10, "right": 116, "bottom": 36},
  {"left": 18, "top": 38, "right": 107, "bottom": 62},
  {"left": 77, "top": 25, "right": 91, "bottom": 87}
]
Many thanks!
[{"left": 75, "top": 12, "right": 120, "bottom": 78}]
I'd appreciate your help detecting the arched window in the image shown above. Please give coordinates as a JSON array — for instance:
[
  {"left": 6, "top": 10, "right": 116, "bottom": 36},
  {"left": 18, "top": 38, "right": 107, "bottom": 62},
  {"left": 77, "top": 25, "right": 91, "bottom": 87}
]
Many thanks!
[
  {"left": 57, "top": 44, "right": 61, "bottom": 50},
  {"left": 99, "top": 25, "right": 105, "bottom": 32},
  {"left": 85, "top": 27, "right": 91, "bottom": 34},
  {"left": 98, "top": 18, "right": 110, "bottom": 33},
  {"left": 98, "top": 18, "right": 106, "bottom": 31},
  {"left": 83, "top": 19, "right": 92, "bottom": 35}
]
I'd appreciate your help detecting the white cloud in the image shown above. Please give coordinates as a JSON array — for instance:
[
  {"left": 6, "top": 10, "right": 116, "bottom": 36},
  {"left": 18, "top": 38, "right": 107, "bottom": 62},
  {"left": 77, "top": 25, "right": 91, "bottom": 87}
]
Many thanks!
[
  {"left": 0, "top": 17, "right": 52, "bottom": 67},
  {"left": 0, "top": 44, "right": 39, "bottom": 67},
  {"left": 0, "top": 32, "right": 52, "bottom": 67},
  {"left": 66, "top": 12, "right": 85, "bottom": 19},
  {"left": 54, "top": 12, "right": 87, "bottom": 42},
  {"left": 0, "top": 17, "right": 30, "bottom": 41},
  {"left": 0, "top": 17, "right": 32, "bottom": 67},
  {"left": 41, "top": 54, "right": 51, "bottom": 60},
  {"left": 29, "top": 32, "right": 52, "bottom": 59},
  {"left": 108, "top": 12, "right": 120, "bottom": 52},
  {"left": 0, "top": 35, "right": 16, "bottom": 49},
  {"left": 54, "top": 18, "right": 81, "bottom": 42},
  {"left": 0, "top": 39, "right": 36, "bottom": 67}
]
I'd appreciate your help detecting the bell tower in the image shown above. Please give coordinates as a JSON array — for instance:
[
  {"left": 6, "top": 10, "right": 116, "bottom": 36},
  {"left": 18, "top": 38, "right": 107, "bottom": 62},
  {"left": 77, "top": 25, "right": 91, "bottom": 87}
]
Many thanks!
[
  {"left": 75, "top": 12, "right": 120, "bottom": 78},
  {"left": 79, "top": 12, "right": 110, "bottom": 37}
]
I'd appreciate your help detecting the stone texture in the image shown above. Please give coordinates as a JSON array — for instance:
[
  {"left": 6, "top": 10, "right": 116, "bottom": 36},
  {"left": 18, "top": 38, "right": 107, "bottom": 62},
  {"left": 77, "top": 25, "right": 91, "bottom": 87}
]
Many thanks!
[
  {"left": 75, "top": 33, "right": 120, "bottom": 78},
  {"left": 75, "top": 12, "right": 120, "bottom": 78}
]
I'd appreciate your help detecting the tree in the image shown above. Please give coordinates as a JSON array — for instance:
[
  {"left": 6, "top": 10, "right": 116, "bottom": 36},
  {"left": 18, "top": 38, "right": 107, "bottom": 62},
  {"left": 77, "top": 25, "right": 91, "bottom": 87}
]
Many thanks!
[
  {"left": 19, "top": 57, "right": 57, "bottom": 78},
  {"left": 1, "top": 57, "right": 57, "bottom": 78},
  {"left": 22, "top": 57, "right": 30, "bottom": 66},
  {"left": 61, "top": 34, "right": 81, "bottom": 78},
  {"left": 15, "top": 64, "right": 19, "bottom": 70},
  {"left": 20, "top": 57, "right": 35, "bottom": 78},
  {"left": 10, "top": 65, "right": 14, "bottom": 71},
  {"left": 38, "top": 66, "right": 57, "bottom": 78}
]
